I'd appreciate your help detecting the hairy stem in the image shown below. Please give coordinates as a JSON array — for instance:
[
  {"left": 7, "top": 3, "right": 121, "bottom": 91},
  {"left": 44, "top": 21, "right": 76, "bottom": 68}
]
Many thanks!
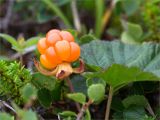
[
  {"left": 76, "top": 99, "right": 93, "bottom": 120},
  {"left": 66, "top": 77, "right": 81, "bottom": 112},
  {"left": 105, "top": 86, "right": 113, "bottom": 120}
]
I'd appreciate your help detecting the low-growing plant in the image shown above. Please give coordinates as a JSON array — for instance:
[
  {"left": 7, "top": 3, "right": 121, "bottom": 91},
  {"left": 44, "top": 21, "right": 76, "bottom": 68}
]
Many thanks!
[{"left": 0, "top": 29, "right": 160, "bottom": 120}]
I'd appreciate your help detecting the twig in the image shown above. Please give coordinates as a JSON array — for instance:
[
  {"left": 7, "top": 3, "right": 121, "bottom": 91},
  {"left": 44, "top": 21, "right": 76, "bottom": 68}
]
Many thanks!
[
  {"left": 0, "top": 100, "right": 16, "bottom": 114},
  {"left": 105, "top": 86, "right": 113, "bottom": 120},
  {"left": 71, "top": 0, "right": 81, "bottom": 32},
  {"left": 66, "top": 77, "right": 81, "bottom": 112},
  {"left": 0, "top": 0, "right": 14, "bottom": 31},
  {"left": 146, "top": 103, "right": 155, "bottom": 117},
  {"left": 76, "top": 99, "right": 93, "bottom": 120}
]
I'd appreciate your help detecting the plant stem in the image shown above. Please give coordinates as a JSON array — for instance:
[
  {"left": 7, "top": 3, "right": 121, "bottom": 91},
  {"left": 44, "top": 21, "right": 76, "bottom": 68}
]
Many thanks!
[
  {"left": 0, "top": 100, "right": 16, "bottom": 114},
  {"left": 76, "top": 99, "right": 93, "bottom": 120},
  {"left": 71, "top": 0, "right": 81, "bottom": 32},
  {"left": 101, "top": 0, "right": 115, "bottom": 34},
  {"left": 19, "top": 53, "right": 23, "bottom": 66},
  {"left": 105, "top": 86, "right": 113, "bottom": 120},
  {"left": 95, "top": 0, "right": 104, "bottom": 38},
  {"left": 66, "top": 77, "right": 81, "bottom": 112},
  {"left": 41, "top": 0, "right": 72, "bottom": 28}
]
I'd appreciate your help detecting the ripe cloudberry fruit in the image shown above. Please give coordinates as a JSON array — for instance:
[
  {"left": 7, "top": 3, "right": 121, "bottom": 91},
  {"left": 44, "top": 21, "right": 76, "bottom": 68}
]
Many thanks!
[{"left": 35, "top": 29, "right": 84, "bottom": 79}]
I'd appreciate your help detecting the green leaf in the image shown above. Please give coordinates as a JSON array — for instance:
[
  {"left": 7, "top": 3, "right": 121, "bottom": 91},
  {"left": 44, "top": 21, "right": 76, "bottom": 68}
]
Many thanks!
[
  {"left": 37, "top": 88, "right": 52, "bottom": 107},
  {"left": 111, "top": 97, "right": 124, "bottom": 111},
  {"left": 121, "top": 31, "right": 139, "bottom": 44},
  {"left": 122, "top": 0, "right": 142, "bottom": 16},
  {"left": 127, "top": 22, "right": 143, "bottom": 39},
  {"left": 20, "top": 110, "right": 37, "bottom": 120},
  {"left": 32, "top": 73, "right": 62, "bottom": 102},
  {"left": 67, "top": 93, "right": 86, "bottom": 104},
  {"left": 25, "top": 36, "right": 41, "bottom": 48},
  {"left": 123, "top": 106, "right": 146, "bottom": 120},
  {"left": 84, "top": 72, "right": 106, "bottom": 87},
  {"left": 85, "top": 64, "right": 159, "bottom": 90},
  {"left": 21, "top": 83, "right": 37, "bottom": 102},
  {"left": 0, "top": 33, "right": 19, "bottom": 48},
  {"left": 32, "top": 73, "right": 56, "bottom": 91},
  {"left": 121, "top": 22, "right": 143, "bottom": 44},
  {"left": 0, "top": 113, "right": 14, "bottom": 120},
  {"left": 122, "top": 95, "right": 149, "bottom": 108},
  {"left": 11, "top": 103, "right": 38, "bottom": 120},
  {"left": 65, "top": 29, "right": 78, "bottom": 38},
  {"left": 81, "top": 40, "right": 160, "bottom": 77},
  {"left": 113, "top": 106, "right": 146, "bottom": 120},
  {"left": 87, "top": 84, "right": 105, "bottom": 102},
  {"left": 50, "top": 81, "right": 62, "bottom": 101},
  {"left": 85, "top": 64, "right": 102, "bottom": 72},
  {"left": 79, "top": 34, "right": 97, "bottom": 44},
  {"left": 59, "top": 111, "right": 76, "bottom": 117},
  {"left": 71, "top": 75, "right": 87, "bottom": 94}
]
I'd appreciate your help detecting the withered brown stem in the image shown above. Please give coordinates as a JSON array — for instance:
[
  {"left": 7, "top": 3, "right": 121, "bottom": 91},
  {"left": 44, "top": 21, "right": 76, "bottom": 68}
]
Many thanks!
[{"left": 76, "top": 99, "right": 93, "bottom": 120}]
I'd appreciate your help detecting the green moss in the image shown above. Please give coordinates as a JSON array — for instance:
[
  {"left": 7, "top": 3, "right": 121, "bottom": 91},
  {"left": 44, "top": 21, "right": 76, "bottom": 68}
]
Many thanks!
[{"left": 0, "top": 60, "right": 32, "bottom": 104}]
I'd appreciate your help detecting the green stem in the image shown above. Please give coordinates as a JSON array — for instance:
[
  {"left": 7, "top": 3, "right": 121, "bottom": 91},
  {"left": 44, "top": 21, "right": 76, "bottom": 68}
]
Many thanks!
[
  {"left": 105, "top": 86, "right": 113, "bottom": 120},
  {"left": 94, "top": 0, "right": 104, "bottom": 38},
  {"left": 41, "top": 0, "right": 72, "bottom": 28}
]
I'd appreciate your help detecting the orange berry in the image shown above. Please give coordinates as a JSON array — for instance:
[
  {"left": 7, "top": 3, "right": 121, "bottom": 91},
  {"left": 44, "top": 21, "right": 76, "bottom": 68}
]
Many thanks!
[
  {"left": 55, "top": 40, "right": 71, "bottom": 61},
  {"left": 37, "top": 38, "right": 48, "bottom": 54},
  {"left": 45, "top": 47, "right": 62, "bottom": 64},
  {"left": 60, "top": 31, "right": 74, "bottom": 42},
  {"left": 47, "top": 29, "right": 61, "bottom": 36},
  {"left": 46, "top": 32, "right": 62, "bottom": 46},
  {"left": 40, "top": 54, "right": 57, "bottom": 69},
  {"left": 67, "top": 42, "right": 80, "bottom": 62},
  {"left": 37, "top": 29, "right": 81, "bottom": 69}
]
